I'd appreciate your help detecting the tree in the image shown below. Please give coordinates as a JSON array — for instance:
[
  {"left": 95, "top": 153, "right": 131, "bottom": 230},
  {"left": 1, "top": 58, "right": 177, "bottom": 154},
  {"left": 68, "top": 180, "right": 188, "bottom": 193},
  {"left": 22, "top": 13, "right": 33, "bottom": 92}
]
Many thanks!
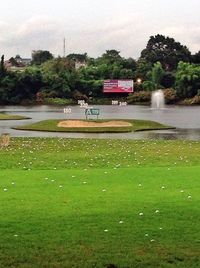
[
  {"left": 42, "top": 57, "right": 74, "bottom": 75},
  {"left": 140, "top": 34, "right": 191, "bottom": 70},
  {"left": 135, "top": 58, "right": 152, "bottom": 81},
  {"left": 41, "top": 58, "right": 74, "bottom": 98},
  {"left": 161, "top": 72, "right": 175, "bottom": 88},
  {"left": 98, "top": 50, "right": 122, "bottom": 65},
  {"left": 32, "top": 50, "right": 54, "bottom": 65},
  {"left": 151, "top": 62, "right": 165, "bottom": 89},
  {"left": 0, "top": 55, "right": 6, "bottom": 77},
  {"left": 121, "top": 57, "right": 137, "bottom": 70},
  {"left": 191, "top": 51, "right": 200, "bottom": 64},
  {"left": 175, "top": 62, "right": 200, "bottom": 98},
  {"left": 66, "top": 53, "right": 87, "bottom": 62}
]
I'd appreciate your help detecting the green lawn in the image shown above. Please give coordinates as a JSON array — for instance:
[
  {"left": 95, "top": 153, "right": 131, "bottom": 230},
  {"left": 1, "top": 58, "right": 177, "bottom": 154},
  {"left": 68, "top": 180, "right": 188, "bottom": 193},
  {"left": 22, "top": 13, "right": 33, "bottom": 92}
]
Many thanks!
[
  {"left": 13, "top": 119, "right": 174, "bottom": 133},
  {"left": 0, "top": 113, "right": 30, "bottom": 120},
  {"left": 0, "top": 138, "right": 199, "bottom": 268}
]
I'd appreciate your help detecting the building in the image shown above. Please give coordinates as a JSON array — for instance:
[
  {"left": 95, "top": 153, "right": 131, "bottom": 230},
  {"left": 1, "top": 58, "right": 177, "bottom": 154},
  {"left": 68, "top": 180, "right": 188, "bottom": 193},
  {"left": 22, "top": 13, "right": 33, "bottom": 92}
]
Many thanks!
[{"left": 4, "top": 56, "right": 31, "bottom": 71}]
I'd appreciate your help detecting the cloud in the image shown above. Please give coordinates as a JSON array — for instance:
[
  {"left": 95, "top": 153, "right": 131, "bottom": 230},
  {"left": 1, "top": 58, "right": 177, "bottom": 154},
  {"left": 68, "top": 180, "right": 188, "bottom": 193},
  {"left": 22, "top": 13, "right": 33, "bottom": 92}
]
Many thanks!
[
  {"left": 64, "top": 13, "right": 149, "bottom": 58},
  {"left": 0, "top": 16, "right": 67, "bottom": 58},
  {"left": 0, "top": 14, "right": 199, "bottom": 60},
  {"left": 161, "top": 25, "right": 200, "bottom": 53},
  {"left": 0, "top": 13, "right": 150, "bottom": 59},
  {"left": 2, "top": 16, "right": 65, "bottom": 56},
  {"left": 0, "top": 21, "right": 10, "bottom": 42}
]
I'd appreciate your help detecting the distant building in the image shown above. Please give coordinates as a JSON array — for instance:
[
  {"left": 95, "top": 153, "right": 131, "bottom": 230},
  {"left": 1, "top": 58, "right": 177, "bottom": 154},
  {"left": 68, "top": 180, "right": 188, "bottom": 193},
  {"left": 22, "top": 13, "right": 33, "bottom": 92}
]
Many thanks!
[
  {"left": 15, "top": 55, "right": 31, "bottom": 66},
  {"left": 75, "top": 60, "right": 87, "bottom": 70},
  {"left": 4, "top": 56, "right": 31, "bottom": 71},
  {"left": 66, "top": 53, "right": 87, "bottom": 70}
]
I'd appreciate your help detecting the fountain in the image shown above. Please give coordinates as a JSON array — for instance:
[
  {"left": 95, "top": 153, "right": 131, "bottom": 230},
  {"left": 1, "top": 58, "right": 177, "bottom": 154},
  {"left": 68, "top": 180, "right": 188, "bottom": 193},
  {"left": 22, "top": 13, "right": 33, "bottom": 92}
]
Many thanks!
[{"left": 151, "top": 90, "right": 165, "bottom": 109}]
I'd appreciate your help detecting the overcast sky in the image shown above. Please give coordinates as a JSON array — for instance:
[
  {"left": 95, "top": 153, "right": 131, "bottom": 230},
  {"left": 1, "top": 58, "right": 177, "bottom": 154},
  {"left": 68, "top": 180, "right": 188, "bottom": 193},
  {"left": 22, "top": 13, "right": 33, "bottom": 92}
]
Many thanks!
[{"left": 0, "top": 0, "right": 199, "bottom": 59}]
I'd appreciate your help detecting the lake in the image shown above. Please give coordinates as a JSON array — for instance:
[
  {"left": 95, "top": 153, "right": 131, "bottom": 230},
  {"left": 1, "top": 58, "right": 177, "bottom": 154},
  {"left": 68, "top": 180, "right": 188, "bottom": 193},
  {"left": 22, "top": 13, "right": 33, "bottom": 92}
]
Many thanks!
[{"left": 1, "top": 104, "right": 200, "bottom": 140}]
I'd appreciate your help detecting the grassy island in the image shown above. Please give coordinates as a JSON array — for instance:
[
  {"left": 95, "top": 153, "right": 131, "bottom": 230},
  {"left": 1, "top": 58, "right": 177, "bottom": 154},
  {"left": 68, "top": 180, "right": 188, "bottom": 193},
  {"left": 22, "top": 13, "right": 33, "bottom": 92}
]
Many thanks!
[
  {"left": 0, "top": 113, "right": 30, "bottom": 120},
  {"left": 0, "top": 138, "right": 199, "bottom": 267},
  {"left": 13, "top": 119, "right": 174, "bottom": 133}
]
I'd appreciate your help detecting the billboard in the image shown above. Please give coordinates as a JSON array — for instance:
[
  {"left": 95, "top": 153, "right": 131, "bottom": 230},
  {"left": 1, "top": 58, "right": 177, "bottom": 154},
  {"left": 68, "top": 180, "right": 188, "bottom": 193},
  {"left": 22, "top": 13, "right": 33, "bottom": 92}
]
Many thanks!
[{"left": 103, "top": 80, "right": 134, "bottom": 93}]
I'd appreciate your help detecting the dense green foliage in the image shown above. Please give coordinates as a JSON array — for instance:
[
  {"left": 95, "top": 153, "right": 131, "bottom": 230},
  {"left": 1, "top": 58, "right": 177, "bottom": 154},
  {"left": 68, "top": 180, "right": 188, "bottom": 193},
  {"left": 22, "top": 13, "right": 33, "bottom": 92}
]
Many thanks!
[
  {"left": 31, "top": 50, "right": 54, "bottom": 65},
  {"left": 0, "top": 138, "right": 200, "bottom": 267},
  {"left": 0, "top": 35, "right": 199, "bottom": 104},
  {"left": 175, "top": 62, "right": 200, "bottom": 98},
  {"left": 140, "top": 34, "right": 191, "bottom": 71}
]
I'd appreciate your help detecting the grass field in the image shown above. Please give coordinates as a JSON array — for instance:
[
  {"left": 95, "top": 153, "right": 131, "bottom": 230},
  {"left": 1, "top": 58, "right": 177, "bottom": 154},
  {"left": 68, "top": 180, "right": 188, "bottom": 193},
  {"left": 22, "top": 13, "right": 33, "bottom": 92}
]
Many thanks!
[
  {"left": 0, "top": 113, "right": 30, "bottom": 120},
  {"left": 0, "top": 138, "right": 200, "bottom": 268},
  {"left": 13, "top": 119, "right": 174, "bottom": 133}
]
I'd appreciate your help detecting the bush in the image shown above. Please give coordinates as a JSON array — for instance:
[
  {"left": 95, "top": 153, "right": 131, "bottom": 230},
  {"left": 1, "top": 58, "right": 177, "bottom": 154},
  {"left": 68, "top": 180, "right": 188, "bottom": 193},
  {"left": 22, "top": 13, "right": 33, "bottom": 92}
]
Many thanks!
[
  {"left": 127, "top": 91, "right": 151, "bottom": 104},
  {"left": 163, "top": 88, "right": 177, "bottom": 104},
  {"left": 72, "top": 90, "right": 89, "bottom": 102},
  {"left": 142, "top": 81, "right": 155, "bottom": 91},
  {"left": 180, "top": 95, "right": 200, "bottom": 105},
  {"left": 44, "top": 98, "right": 74, "bottom": 105}
]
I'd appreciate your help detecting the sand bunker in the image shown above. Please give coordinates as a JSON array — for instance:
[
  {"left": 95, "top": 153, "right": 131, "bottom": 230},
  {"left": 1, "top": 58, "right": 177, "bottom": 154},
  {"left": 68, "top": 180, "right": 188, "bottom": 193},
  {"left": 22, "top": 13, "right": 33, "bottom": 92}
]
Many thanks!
[{"left": 58, "top": 120, "right": 132, "bottom": 128}]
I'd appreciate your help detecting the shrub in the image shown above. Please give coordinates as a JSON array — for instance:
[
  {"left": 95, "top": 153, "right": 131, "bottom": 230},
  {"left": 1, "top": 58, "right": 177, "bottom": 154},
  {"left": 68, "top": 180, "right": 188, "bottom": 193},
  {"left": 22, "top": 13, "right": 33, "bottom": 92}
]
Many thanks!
[
  {"left": 180, "top": 95, "right": 200, "bottom": 105},
  {"left": 44, "top": 98, "right": 74, "bottom": 105},
  {"left": 127, "top": 91, "right": 151, "bottom": 104},
  {"left": 72, "top": 90, "right": 88, "bottom": 102},
  {"left": 142, "top": 81, "right": 155, "bottom": 91},
  {"left": 163, "top": 88, "right": 177, "bottom": 104}
]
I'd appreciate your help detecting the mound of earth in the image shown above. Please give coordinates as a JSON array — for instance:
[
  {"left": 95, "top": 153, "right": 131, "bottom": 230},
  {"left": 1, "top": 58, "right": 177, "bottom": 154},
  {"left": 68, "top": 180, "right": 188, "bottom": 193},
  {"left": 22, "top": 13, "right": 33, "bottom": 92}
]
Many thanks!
[{"left": 57, "top": 120, "right": 132, "bottom": 128}]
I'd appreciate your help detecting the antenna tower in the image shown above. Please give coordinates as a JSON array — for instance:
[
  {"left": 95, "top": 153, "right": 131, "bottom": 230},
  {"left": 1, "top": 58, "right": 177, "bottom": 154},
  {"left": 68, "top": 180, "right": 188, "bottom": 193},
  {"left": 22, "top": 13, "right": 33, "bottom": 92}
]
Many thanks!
[{"left": 63, "top": 38, "right": 66, "bottom": 57}]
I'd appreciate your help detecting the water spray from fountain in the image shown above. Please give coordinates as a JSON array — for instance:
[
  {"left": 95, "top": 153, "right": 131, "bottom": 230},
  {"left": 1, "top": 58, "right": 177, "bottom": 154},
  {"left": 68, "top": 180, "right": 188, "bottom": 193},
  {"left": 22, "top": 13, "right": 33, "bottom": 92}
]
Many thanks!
[{"left": 151, "top": 90, "right": 165, "bottom": 109}]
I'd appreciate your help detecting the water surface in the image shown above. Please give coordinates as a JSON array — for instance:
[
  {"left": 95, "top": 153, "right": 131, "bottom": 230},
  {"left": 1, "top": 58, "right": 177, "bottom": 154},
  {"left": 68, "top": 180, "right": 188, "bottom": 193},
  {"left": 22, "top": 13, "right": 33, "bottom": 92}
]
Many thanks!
[{"left": 1, "top": 105, "right": 200, "bottom": 140}]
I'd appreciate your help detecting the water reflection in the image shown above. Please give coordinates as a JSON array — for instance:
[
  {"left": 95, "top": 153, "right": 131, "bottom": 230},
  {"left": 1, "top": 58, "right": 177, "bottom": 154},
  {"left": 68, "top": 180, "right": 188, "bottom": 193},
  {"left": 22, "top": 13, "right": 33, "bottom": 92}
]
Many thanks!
[{"left": 1, "top": 105, "right": 200, "bottom": 140}]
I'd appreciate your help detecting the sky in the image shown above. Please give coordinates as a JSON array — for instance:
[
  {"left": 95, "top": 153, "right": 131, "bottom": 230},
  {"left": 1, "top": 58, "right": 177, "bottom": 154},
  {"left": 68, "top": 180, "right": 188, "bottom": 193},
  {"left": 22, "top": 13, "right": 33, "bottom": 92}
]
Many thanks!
[{"left": 0, "top": 0, "right": 199, "bottom": 59}]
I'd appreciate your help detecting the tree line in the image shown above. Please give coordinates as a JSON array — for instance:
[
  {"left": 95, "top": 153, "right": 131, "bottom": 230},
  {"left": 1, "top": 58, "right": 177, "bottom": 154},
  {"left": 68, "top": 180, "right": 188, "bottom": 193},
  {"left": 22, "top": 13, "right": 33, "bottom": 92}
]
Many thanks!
[{"left": 0, "top": 34, "right": 200, "bottom": 105}]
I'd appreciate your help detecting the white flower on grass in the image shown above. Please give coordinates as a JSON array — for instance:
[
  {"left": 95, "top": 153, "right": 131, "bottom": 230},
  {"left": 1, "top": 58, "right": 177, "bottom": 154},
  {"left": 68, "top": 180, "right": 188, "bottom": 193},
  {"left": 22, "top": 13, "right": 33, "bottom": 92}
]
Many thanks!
[
  {"left": 45, "top": 177, "right": 48, "bottom": 180},
  {"left": 180, "top": 190, "right": 184, "bottom": 193},
  {"left": 11, "top": 182, "right": 15, "bottom": 185},
  {"left": 102, "top": 189, "right": 106, "bottom": 192},
  {"left": 83, "top": 181, "right": 87, "bottom": 184},
  {"left": 159, "top": 227, "right": 163, "bottom": 230},
  {"left": 3, "top": 188, "right": 8, "bottom": 191},
  {"left": 150, "top": 239, "right": 155, "bottom": 242},
  {"left": 59, "top": 185, "right": 63, "bottom": 188},
  {"left": 139, "top": 212, "right": 143, "bottom": 216},
  {"left": 145, "top": 233, "right": 149, "bottom": 237},
  {"left": 104, "top": 229, "right": 108, "bottom": 232},
  {"left": 14, "top": 234, "right": 18, "bottom": 237},
  {"left": 119, "top": 220, "right": 124, "bottom": 224},
  {"left": 188, "top": 195, "right": 192, "bottom": 199},
  {"left": 51, "top": 180, "right": 55, "bottom": 182},
  {"left": 155, "top": 210, "right": 160, "bottom": 214},
  {"left": 138, "top": 184, "right": 142, "bottom": 187},
  {"left": 161, "top": 186, "right": 165, "bottom": 189}
]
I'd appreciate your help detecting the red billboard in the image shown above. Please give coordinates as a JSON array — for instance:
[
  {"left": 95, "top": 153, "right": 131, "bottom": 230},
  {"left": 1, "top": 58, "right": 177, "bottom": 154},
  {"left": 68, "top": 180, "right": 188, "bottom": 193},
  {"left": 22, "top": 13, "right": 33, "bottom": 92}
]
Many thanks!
[{"left": 103, "top": 80, "right": 134, "bottom": 93}]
